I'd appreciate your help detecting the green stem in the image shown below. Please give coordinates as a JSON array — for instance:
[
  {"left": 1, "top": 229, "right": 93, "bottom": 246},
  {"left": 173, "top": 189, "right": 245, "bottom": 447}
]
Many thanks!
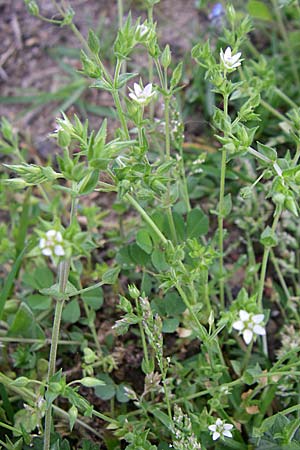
[
  {"left": 218, "top": 148, "right": 227, "bottom": 310},
  {"left": 175, "top": 283, "right": 207, "bottom": 341},
  {"left": 0, "top": 336, "right": 81, "bottom": 346},
  {"left": 164, "top": 91, "right": 177, "bottom": 243},
  {"left": 274, "top": 87, "right": 298, "bottom": 109},
  {"left": 218, "top": 93, "right": 229, "bottom": 310},
  {"left": 260, "top": 99, "right": 290, "bottom": 123},
  {"left": 135, "top": 299, "right": 150, "bottom": 369},
  {"left": 112, "top": 59, "right": 130, "bottom": 139},
  {"left": 287, "top": 417, "right": 300, "bottom": 442},
  {"left": 179, "top": 145, "right": 191, "bottom": 212},
  {"left": 257, "top": 210, "right": 281, "bottom": 357},
  {"left": 124, "top": 193, "right": 168, "bottom": 244},
  {"left": 148, "top": 6, "right": 154, "bottom": 119},
  {"left": 43, "top": 260, "right": 70, "bottom": 450}
]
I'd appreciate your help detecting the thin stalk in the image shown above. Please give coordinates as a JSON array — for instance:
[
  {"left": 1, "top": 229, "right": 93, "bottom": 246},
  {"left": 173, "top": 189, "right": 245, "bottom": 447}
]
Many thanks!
[
  {"left": 218, "top": 147, "right": 227, "bottom": 310},
  {"left": 51, "top": 0, "right": 111, "bottom": 82},
  {"left": 112, "top": 58, "right": 130, "bottom": 139},
  {"left": 287, "top": 417, "right": 300, "bottom": 442},
  {"left": 83, "top": 302, "right": 102, "bottom": 354},
  {"left": 242, "top": 341, "right": 253, "bottom": 372},
  {"left": 0, "top": 336, "right": 81, "bottom": 346},
  {"left": 159, "top": 363, "right": 173, "bottom": 421},
  {"left": 43, "top": 260, "right": 70, "bottom": 450},
  {"left": 136, "top": 299, "right": 150, "bottom": 369},
  {"left": 175, "top": 283, "right": 207, "bottom": 342},
  {"left": 164, "top": 78, "right": 177, "bottom": 243},
  {"left": 292, "top": 143, "right": 300, "bottom": 166},
  {"left": 179, "top": 145, "right": 191, "bottom": 212},
  {"left": 257, "top": 210, "right": 281, "bottom": 357},
  {"left": 218, "top": 91, "right": 229, "bottom": 311},
  {"left": 117, "top": 0, "right": 127, "bottom": 102},
  {"left": 260, "top": 99, "right": 290, "bottom": 123},
  {"left": 148, "top": 6, "right": 154, "bottom": 119},
  {"left": 125, "top": 193, "right": 168, "bottom": 244},
  {"left": 274, "top": 87, "right": 298, "bottom": 109}
]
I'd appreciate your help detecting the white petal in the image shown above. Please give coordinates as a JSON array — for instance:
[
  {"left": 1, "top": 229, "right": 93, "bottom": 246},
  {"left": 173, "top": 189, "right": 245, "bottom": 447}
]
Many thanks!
[
  {"left": 232, "top": 320, "right": 244, "bottom": 331},
  {"left": 230, "top": 52, "right": 241, "bottom": 64},
  {"left": 240, "top": 310, "right": 250, "bottom": 321},
  {"left": 253, "top": 324, "right": 266, "bottom": 335},
  {"left": 243, "top": 329, "right": 253, "bottom": 345},
  {"left": 231, "top": 61, "right": 241, "bottom": 68},
  {"left": 223, "top": 430, "right": 233, "bottom": 438},
  {"left": 143, "top": 83, "right": 152, "bottom": 96},
  {"left": 39, "top": 238, "right": 46, "bottom": 248},
  {"left": 55, "top": 231, "right": 63, "bottom": 242},
  {"left": 46, "top": 230, "right": 56, "bottom": 238},
  {"left": 208, "top": 425, "right": 217, "bottom": 432},
  {"left": 212, "top": 431, "right": 220, "bottom": 440},
  {"left": 129, "top": 93, "right": 138, "bottom": 101},
  {"left": 215, "top": 418, "right": 223, "bottom": 426},
  {"left": 224, "top": 424, "right": 233, "bottom": 430},
  {"left": 134, "top": 83, "right": 142, "bottom": 95},
  {"left": 252, "top": 314, "right": 264, "bottom": 324},
  {"left": 42, "top": 247, "right": 52, "bottom": 256},
  {"left": 54, "top": 245, "right": 65, "bottom": 256},
  {"left": 224, "top": 47, "right": 232, "bottom": 59}
]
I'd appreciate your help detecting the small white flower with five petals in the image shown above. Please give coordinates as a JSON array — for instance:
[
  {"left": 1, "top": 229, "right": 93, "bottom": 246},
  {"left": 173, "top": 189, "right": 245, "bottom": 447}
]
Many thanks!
[
  {"left": 232, "top": 310, "right": 265, "bottom": 345},
  {"left": 208, "top": 418, "right": 233, "bottom": 441},
  {"left": 220, "top": 46, "right": 242, "bottom": 70},
  {"left": 128, "top": 83, "right": 155, "bottom": 105},
  {"left": 39, "top": 230, "right": 65, "bottom": 257}
]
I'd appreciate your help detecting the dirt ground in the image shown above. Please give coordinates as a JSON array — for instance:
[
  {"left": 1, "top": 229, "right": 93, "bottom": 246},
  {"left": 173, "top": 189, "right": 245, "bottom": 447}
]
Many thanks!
[{"left": 0, "top": 0, "right": 201, "bottom": 155}]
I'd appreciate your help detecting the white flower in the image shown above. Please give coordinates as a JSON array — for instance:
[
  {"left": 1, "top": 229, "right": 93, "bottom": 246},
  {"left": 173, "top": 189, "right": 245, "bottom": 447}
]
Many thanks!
[
  {"left": 136, "top": 24, "right": 150, "bottom": 39},
  {"left": 220, "top": 46, "right": 242, "bottom": 70},
  {"left": 208, "top": 418, "right": 233, "bottom": 441},
  {"left": 128, "top": 83, "right": 155, "bottom": 105},
  {"left": 232, "top": 310, "right": 265, "bottom": 345},
  {"left": 39, "top": 230, "right": 65, "bottom": 257}
]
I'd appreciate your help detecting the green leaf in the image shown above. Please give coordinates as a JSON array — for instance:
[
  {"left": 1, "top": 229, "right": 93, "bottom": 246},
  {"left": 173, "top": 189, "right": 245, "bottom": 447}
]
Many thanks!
[
  {"left": 150, "top": 407, "right": 173, "bottom": 430},
  {"left": 94, "top": 374, "right": 115, "bottom": 400},
  {"left": 257, "top": 142, "right": 277, "bottom": 162},
  {"left": 26, "top": 294, "right": 51, "bottom": 311},
  {"left": 78, "top": 377, "right": 106, "bottom": 387},
  {"left": 164, "top": 292, "right": 186, "bottom": 316},
  {"left": 78, "top": 170, "right": 99, "bottom": 195},
  {"left": 116, "top": 72, "right": 138, "bottom": 89},
  {"left": 136, "top": 229, "right": 153, "bottom": 254},
  {"left": 10, "top": 377, "right": 30, "bottom": 387},
  {"left": 40, "top": 281, "right": 78, "bottom": 298},
  {"left": 128, "top": 243, "right": 150, "bottom": 266},
  {"left": 68, "top": 405, "right": 78, "bottom": 432},
  {"left": 186, "top": 208, "right": 209, "bottom": 238},
  {"left": 162, "top": 317, "right": 179, "bottom": 333},
  {"left": 260, "top": 226, "right": 278, "bottom": 248},
  {"left": 0, "top": 246, "right": 27, "bottom": 321},
  {"left": 116, "top": 384, "right": 130, "bottom": 403},
  {"left": 62, "top": 299, "right": 81, "bottom": 323},
  {"left": 88, "top": 29, "right": 100, "bottom": 54},
  {"left": 151, "top": 249, "right": 169, "bottom": 271},
  {"left": 247, "top": 1, "right": 273, "bottom": 21},
  {"left": 222, "top": 193, "right": 232, "bottom": 217},
  {"left": 102, "top": 266, "right": 120, "bottom": 284},
  {"left": 82, "top": 286, "right": 103, "bottom": 310},
  {"left": 8, "top": 303, "right": 45, "bottom": 339}
]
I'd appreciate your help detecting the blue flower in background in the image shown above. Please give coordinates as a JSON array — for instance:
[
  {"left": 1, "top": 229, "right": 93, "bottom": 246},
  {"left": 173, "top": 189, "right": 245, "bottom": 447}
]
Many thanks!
[{"left": 208, "top": 2, "right": 225, "bottom": 27}]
